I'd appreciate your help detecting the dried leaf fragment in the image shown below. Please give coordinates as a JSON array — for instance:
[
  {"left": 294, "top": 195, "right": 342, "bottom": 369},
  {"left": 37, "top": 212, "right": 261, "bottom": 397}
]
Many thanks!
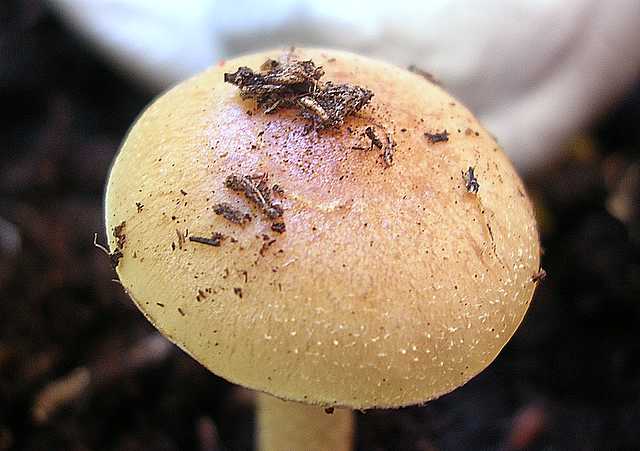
[
  {"left": 224, "top": 174, "right": 283, "bottom": 219},
  {"left": 224, "top": 58, "right": 373, "bottom": 128},
  {"left": 382, "top": 135, "right": 396, "bottom": 168},
  {"left": 365, "top": 126, "right": 383, "bottom": 150},
  {"left": 363, "top": 125, "right": 395, "bottom": 168},
  {"left": 189, "top": 233, "right": 226, "bottom": 247},
  {"left": 300, "top": 82, "right": 373, "bottom": 128}
]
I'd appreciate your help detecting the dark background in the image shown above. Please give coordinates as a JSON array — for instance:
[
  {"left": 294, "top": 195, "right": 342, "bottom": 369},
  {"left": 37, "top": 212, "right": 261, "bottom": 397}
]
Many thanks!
[{"left": 2, "top": 1, "right": 640, "bottom": 450}]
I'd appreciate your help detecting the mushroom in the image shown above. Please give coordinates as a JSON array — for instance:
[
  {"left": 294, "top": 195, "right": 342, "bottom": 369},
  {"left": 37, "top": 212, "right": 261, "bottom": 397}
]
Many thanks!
[{"left": 105, "top": 48, "right": 540, "bottom": 451}]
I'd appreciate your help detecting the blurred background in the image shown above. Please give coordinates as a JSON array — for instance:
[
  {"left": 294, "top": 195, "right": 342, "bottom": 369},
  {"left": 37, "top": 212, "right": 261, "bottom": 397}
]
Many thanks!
[{"left": 1, "top": 1, "right": 639, "bottom": 450}]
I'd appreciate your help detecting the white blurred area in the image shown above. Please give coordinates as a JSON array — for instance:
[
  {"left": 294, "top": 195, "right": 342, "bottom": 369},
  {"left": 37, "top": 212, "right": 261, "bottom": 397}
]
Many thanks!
[{"left": 47, "top": 0, "right": 640, "bottom": 173}]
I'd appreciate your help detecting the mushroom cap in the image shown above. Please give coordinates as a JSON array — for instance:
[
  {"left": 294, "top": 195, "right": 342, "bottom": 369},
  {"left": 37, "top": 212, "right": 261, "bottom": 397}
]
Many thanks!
[{"left": 105, "top": 48, "right": 540, "bottom": 409}]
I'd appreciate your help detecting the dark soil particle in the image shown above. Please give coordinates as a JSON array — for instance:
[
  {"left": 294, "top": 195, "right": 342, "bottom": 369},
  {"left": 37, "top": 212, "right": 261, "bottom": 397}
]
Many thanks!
[
  {"left": 271, "top": 222, "right": 286, "bottom": 233},
  {"left": 364, "top": 126, "right": 396, "bottom": 168},
  {"left": 213, "top": 202, "right": 252, "bottom": 225},
  {"left": 3, "top": 4, "right": 640, "bottom": 450},
  {"left": 425, "top": 130, "right": 449, "bottom": 144},
  {"left": 531, "top": 268, "right": 547, "bottom": 283},
  {"left": 259, "top": 239, "right": 277, "bottom": 256},
  {"left": 463, "top": 166, "right": 480, "bottom": 193},
  {"left": 113, "top": 221, "right": 127, "bottom": 249}
]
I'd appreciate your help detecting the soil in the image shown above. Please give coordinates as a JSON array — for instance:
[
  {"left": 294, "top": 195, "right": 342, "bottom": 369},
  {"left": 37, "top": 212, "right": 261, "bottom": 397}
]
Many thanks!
[{"left": 1, "top": 1, "right": 639, "bottom": 450}]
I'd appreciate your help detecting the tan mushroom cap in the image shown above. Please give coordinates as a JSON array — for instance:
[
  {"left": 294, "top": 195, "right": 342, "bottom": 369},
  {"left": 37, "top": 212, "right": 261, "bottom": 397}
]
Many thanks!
[{"left": 105, "top": 48, "right": 540, "bottom": 409}]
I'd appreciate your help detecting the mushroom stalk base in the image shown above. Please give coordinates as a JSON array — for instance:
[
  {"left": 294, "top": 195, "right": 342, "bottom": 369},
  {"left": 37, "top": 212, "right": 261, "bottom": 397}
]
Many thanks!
[{"left": 257, "top": 393, "right": 354, "bottom": 451}]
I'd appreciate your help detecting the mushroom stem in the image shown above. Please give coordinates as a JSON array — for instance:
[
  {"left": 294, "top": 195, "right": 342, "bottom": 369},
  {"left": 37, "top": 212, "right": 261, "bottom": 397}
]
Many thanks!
[{"left": 257, "top": 393, "right": 354, "bottom": 451}]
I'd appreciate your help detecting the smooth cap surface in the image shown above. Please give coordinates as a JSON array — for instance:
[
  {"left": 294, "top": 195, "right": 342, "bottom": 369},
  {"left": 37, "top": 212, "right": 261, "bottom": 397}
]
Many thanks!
[{"left": 105, "top": 48, "right": 540, "bottom": 409}]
